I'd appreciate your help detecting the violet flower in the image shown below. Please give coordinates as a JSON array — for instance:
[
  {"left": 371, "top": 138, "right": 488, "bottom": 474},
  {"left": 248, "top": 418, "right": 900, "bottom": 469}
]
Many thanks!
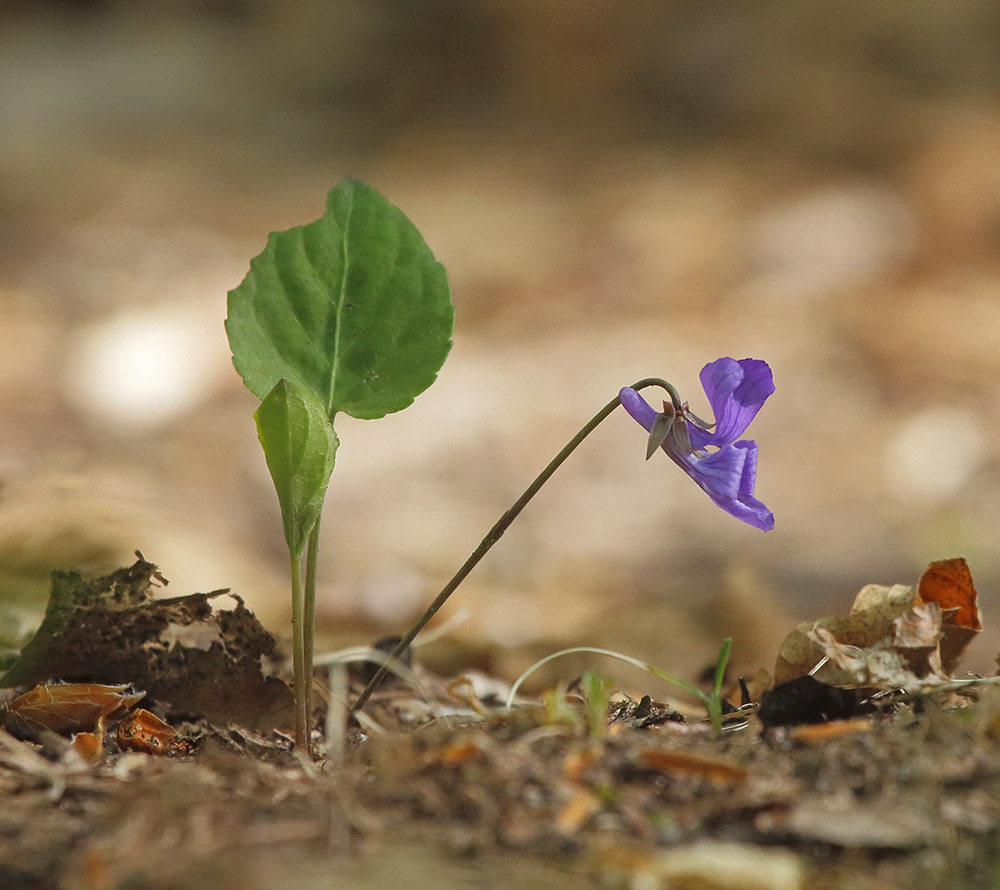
[{"left": 619, "top": 358, "right": 775, "bottom": 531}]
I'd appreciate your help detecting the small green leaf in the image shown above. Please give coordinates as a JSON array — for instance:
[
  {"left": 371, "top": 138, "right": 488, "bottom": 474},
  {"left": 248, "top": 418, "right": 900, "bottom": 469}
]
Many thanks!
[
  {"left": 254, "top": 379, "right": 340, "bottom": 558},
  {"left": 226, "top": 178, "right": 454, "bottom": 421}
]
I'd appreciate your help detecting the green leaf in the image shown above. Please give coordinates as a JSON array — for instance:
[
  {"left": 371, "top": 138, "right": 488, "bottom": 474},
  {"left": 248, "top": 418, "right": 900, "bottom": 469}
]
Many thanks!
[
  {"left": 254, "top": 379, "right": 340, "bottom": 558},
  {"left": 226, "top": 178, "right": 454, "bottom": 420}
]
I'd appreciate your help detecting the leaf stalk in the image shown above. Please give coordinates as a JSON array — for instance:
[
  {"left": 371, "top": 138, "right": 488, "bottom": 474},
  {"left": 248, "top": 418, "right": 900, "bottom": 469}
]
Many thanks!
[{"left": 290, "top": 548, "right": 310, "bottom": 751}]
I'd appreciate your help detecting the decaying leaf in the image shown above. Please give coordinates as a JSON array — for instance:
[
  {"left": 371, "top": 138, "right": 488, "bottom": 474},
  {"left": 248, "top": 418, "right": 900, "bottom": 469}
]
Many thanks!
[
  {"left": 773, "top": 558, "right": 982, "bottom": 690},
  {"left": 774, "top": 583, "right": 912, "bottom": 686},
  {"left": 917, "top": 557, "right": 982, "bottom": 670},
  {"left": 556, "top": 787, "right": 602, "bottom": 835},
  {"left": 892, "top": 601, "right": 942, "bottom": 649},
  {"left": 635, "top": 747, "right": 747, "bottom": 785},
  {"left": 788, "top": 718, "right": 873, "bottom": 743},
  {"left": 69, "top": 730, "right": 104, "bottom": 764},
  {"left": 0, "top": 555, "right": 292, "bottom": 730},
  {"left": 435, "top": 739, "right": 484, "bottom": 765},
  {"left": 116, "top": 708, "right": 197, "bottom": 756},
  {"left": 4, "top": 682, "right": 144, "bottom": 740}
]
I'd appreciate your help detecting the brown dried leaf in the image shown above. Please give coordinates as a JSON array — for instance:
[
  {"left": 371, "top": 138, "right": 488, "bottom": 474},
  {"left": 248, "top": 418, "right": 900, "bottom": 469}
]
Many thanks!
[
  {"left": 435, "top": 739, "right": 484, "bottom": 765},
  {"left": 804, "top": 627, "right": 868, "bottom": 678},
  {"left": 848, "top": 583, "right": 919, "bottom": 642},
  {"left": 116, "top": 708, "right": 196, "bottom": 756},
  {"left": 636, "top": 747, "right": 747, "bottom": 785},
  {"left": 773, "top": 561, "right": 981, "bottom": 690},
  {"left": 774, "top": 584, "right": 917, "bottom": 685},
  {"left": 803, "top": 625, "right": 944, "bottom": 689},
  {"left": 4, "top": 682, "right": 144, "bottom": 739},
  {"left": 789, "top": 718, "right": 873, "bottom": 743},
  {"left": 555, "top": 787, "right": 601, "bottom": 835},
  {"left": 893, "top": 601, "right": 942, "bottom": 649},
  {"left": 916, "top": 557, "right": 982, "bottom": 672},
  {"left": 68, "top": 730, "right": 104, "bottom": 764}
]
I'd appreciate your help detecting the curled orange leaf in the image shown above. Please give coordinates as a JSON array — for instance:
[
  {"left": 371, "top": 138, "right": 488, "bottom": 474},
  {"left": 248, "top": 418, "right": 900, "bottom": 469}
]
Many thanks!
[{"left": 4, "top": 683, "right": 144, "bottom": 740}]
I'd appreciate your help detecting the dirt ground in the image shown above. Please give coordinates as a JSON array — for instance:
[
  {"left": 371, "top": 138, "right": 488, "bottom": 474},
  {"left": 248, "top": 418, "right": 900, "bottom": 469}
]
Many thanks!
[
  {"left": 1, "top": 654, "right": 998, "bottom": 889},
  {"left": 0, "top": 556, "right": 997, "bottom": 890}
]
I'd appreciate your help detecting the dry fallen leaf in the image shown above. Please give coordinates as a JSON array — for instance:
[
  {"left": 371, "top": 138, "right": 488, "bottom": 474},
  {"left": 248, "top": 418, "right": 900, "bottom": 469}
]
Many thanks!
[
  {"left": 774, "top": 583, "right": 916, "bottom": 685},
  {"left": 69, "top": 730, "right": 104, "bottom": 764},
  {"left": 773, "top": 558, "right": 982, "bottom": 690},
  {"left": 556, "top": 787, "right": 602, "bottom": 835},
  {"left": 435, "top": 739, "right": 484, "bottom": 765},
  {"left": 635, "top": 747, "right": 747, "bottom": 785},
  {"left": 4, "top": 682, "right": 144, "bottom": 740},
  {"left": 788, "top": 718, "right": 873, "bottom": 743},
  {"left": 116, "top": 708, "right": 196, "bottom": 756},
  {"left": 892, "top": 600, "right": 942, "bottom": 649},
  {"left": 917, "top": 557, "right": 982, "bottom": 672}
]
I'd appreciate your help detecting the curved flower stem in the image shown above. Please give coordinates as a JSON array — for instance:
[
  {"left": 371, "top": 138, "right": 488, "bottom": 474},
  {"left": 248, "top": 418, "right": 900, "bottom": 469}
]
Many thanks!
[{"left": 350, "top": 377, "right": 681, "bottom": 716}]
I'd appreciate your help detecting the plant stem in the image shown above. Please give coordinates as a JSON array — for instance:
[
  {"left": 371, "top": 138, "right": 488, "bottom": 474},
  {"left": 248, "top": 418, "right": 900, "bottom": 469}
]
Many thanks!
[
  {"left": 303, "top": 516, "right": 322, "bottom": 716},
  {"left": 350, "top": 377, "right": 679, "bottom": 715},
  {"left": 290, "top": 550, "right": 309, "bottom": 751}
]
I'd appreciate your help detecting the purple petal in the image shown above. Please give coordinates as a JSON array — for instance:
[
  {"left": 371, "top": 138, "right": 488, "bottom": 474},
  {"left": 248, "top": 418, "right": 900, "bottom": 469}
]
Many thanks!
[
  {"left": 733, "top": 440, "right": 758, "bottom": 494},
  {"left": 716, "top": 441, "right": 774, "bottom": 531},
  {"left": 668, "top": 442, "right": 747, "bottom": 500},
  {"left": 707, "top": 487, "right": 775, "bottom": 531},
  {"left": 677, "top": 443, "right": 767, "bottom": 528},
  {"left": 665, "top": 441, "right": 772, "bottom": 529},
  {"left": 619, "top": 380, "right": 774, "bottom": 531},
  {"left": 619, "top": 386, "right": 658, "bottom": 432},
  {"left": 687, "top": 421, "right": 713, "bottom": 451},
  {"left": 698, "top": 358, "right": 774, "bottom": 445}
]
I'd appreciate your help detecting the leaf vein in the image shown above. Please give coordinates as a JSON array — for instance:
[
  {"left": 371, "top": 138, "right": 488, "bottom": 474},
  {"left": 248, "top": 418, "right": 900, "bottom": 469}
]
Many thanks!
[{"left": 327, "top": 186, "right": 354, "bottom": 414}]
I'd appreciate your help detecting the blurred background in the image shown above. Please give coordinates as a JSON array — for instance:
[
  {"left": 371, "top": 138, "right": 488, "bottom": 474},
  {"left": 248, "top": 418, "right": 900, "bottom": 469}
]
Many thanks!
[{"left": 3, "top": 0, "right": 1000, "bottom": 686}]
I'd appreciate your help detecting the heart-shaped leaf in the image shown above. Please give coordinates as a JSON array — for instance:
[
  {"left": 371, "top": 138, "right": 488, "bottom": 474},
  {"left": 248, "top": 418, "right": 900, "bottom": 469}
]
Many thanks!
[
  {"left": 226, "top": 178, "right": 454, "bottom": 420},
  {"left": 254, "top": 378, "right": 340, "bottom": 558}
]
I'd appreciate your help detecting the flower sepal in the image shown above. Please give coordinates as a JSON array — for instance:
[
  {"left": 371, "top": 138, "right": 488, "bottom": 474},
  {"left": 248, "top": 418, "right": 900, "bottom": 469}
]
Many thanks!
[{"left": 645, "top": 403, "right": 676, "bottom": 460}]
